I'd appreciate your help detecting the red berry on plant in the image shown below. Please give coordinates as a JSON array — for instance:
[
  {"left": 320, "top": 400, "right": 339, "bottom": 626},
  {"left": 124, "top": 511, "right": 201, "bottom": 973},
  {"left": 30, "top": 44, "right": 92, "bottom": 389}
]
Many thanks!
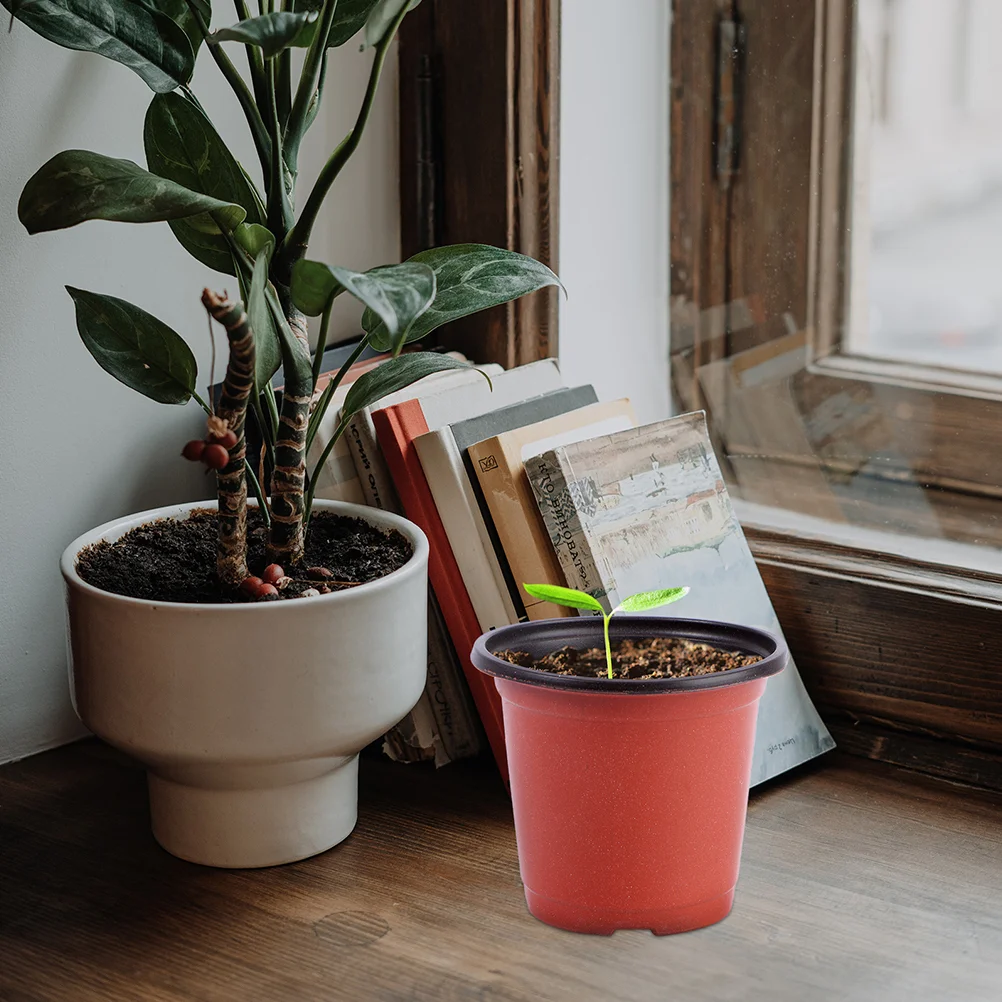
[
  {"left": 240, "top": 576, "right": 263, "bottom": 596},
  {"left": 257, "top": 583, "right": 279, "bottom": 598},
  {"left": 262, "top": 564, "right": 284, "bottom": 585},
  {"left": 182, "top": 439, "right": 206, "bottom": 462},
  {"left": 202, "top": 443, "right": 229, "bottom": 469},
  {"left": 210, "top": 430, "right": 239, "bottom": 449}
]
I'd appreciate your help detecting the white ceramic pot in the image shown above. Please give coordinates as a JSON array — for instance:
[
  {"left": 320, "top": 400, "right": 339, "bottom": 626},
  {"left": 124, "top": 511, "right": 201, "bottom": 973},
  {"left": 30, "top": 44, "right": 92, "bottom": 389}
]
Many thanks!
[{"left": 61, "top": 499, "right": 429, "bottom": 868}]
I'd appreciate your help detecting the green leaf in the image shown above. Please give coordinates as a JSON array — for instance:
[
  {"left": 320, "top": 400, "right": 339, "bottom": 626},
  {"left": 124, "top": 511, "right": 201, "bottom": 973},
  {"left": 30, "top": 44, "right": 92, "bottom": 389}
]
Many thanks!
[
  {"left": 67, "top": 287, "right": 196, "bottom": 405},
  {"left": 363, "top": 0, "right": 420, "bottom": 47},
  {"left": 233, "top": 222, "right": 275, "bottom": 259},
  {"left": 247, "top": 247, "right": 283, "bottom": 389},
  {"left": 211, "top": 11, "right": 317, "bottom": 57},
  {"left": 364, "top": 244, "right": 563, "bottom": 351},
  {"left": 19, "top": 150, "right": 247, "bottom": 235},
  {"left": 341, "top": 353, "right": 484, "bottom": 419},
  {"left": 144, "top": 93, "right": 264, "bottom": 274},
  {"left": 1, "top": 0, "right": 195, "bottom": 92},
  {"left": 136, "top": 0, "right": 211, "bottom": 58},
  {"left": 522, "top": 583, "right": 605, "bottom": 615},
  {"left": 326, "top": 0, "right": 379, "bottom": 45},
  {"left": 613, "top": 588, "right": 691, "bottom": 615},
  {"left": 291, "top": 259, "right": 435, "bottom": 348}
]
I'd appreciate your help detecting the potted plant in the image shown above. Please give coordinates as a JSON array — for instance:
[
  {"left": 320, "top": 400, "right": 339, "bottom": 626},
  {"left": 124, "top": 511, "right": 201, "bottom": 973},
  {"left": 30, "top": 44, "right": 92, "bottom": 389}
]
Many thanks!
[
  {"left": 470, "top": 584, "right": 787, "bottom": 935},
  {"left": 6, "top": 0, "right": 560, "bottom": 868}
]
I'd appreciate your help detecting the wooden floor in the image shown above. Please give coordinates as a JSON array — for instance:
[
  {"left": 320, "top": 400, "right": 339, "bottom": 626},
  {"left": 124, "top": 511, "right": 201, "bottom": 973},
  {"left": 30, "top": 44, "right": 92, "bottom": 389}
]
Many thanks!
[{"left": 1, "top": 743, "right": 1000, "bottom": 1002}]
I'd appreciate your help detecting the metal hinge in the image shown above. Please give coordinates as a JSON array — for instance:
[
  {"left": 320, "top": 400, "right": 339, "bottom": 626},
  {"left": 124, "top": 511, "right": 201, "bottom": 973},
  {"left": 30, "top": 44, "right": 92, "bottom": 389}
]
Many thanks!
[{"left": 714, "top": 12, "right": 745, "bottom": 187}]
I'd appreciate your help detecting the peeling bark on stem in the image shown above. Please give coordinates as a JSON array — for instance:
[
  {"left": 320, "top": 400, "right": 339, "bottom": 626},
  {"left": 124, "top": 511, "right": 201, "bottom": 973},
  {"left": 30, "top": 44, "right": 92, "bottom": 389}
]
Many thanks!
[
  {"left": 266, "top": 308, "right": 311, "bottom": 567},
  {"left": 202, "top": 289, "right": 256, "bottom": 585}
]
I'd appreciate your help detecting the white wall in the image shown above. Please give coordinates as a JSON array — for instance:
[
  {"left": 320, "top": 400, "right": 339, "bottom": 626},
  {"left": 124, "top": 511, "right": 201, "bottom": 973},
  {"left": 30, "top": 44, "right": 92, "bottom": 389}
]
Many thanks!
[
  {"left": 558, "top": 1, "right": 671, "bottom": 425},
  {"left": 0, "top": 31, "right": 400, "bottom": 763}
]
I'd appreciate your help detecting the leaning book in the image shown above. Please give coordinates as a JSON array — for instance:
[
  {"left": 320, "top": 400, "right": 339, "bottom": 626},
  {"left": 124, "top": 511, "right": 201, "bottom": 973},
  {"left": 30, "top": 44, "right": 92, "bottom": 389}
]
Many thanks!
[{"left": 524, "top": 410, "right": 835, "bottom": 785}]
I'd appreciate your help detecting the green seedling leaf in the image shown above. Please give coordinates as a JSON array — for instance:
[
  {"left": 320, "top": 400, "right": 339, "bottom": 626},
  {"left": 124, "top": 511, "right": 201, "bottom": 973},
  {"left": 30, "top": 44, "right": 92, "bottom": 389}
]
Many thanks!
[
  {"left": 19, "top": 150, "right": 246, "bottom": 235},
  {"left": 364, "top": 244, "right": 563, "bottom": 351},
  {"left": 211, "top": 11, "right": 317, "bottom": 57},
  {"left": 67, "top": 287, "right": 197, "bottom": 404},
  {"left": 342, "top": 354, "right": 486, "bottom": 419},
  {"left": 523, "top": 581, "right": 691, "bottom": 680},
  {"left": 1, "top": 0, "right": 195, "bottom": 92},
  {"left": 613, "top": 587, "right": 690, "bottom": 614},
  {"left": 522, "top": 583, "right": 605, "bottom": 615},
  {"left": 145, "top": 93, "right": 264, "bottom": 274}
]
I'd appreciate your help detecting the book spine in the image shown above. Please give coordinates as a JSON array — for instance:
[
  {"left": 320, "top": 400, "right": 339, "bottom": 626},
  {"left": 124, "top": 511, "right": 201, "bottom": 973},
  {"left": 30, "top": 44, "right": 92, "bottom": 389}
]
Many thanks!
[
  {"left": 373, "top": 403, "right": 510, "bottom": 786},
  {"left": 424, "top": 594, "right": 485, "bottom": 762},
  {"left": 524, "top": 451, "right": 611, "bottom": 608},
  {"left": 344, "top": 408, "right": 403, "bottom": 514},
  {"left": 468, "top": 439, "right": 571, "bottom": 621}
]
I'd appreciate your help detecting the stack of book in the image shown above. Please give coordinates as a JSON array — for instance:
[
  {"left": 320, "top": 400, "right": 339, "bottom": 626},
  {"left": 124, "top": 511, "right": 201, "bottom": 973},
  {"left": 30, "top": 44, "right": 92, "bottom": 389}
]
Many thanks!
[{"left": 306, "top": 347, "right": 834, "bottom": 785}]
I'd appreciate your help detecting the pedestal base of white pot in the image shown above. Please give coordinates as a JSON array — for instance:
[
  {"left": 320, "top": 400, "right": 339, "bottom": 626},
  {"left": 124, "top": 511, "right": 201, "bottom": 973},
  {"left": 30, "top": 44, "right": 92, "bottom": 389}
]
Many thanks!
[
  {"left": 62, "top": 500, "right": 429, "bottom": 869},
  {"left": 149, "top": 756, "right": 359, "bottom": 868}
]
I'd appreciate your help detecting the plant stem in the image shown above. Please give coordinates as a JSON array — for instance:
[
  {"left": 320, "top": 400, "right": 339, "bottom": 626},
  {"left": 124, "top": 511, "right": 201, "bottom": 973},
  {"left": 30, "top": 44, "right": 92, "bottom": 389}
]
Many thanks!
[
  {"left": 264, "top": 59, "right": 293, "bottom": 235},
  {"left": 310, "top": 303, "right": 333, "bottom": 390},
  {"left": 245, "top": 456, "right": 270, "bottom": 527},
  {"left": 603, "top": 613, "right": 613, "bottom": 680},
  {"left": 276, "top": 50, "right": 292, "bottom": 126},
  {"left": 233, "top": 0, "right": 268, "bottom": 113},
  {"left": 306, "top": 337, "right": 366, "bottom": 454},
  {"left": 184, "top": 0, "right": 272, "bottom": 181},
  {"left": 202, "top": 289, "right": 256, "bottom": 586},
  {"left": 284, "top": 0, "right": 339, "bottom": 177},
  {"left": 191, "top": 389, "right": 212, "bottom": 415},
  {"left": 304, "top": 413, "right": 350, "bottom": 524},
  {"left": 280, "top": 5, "right": 405, "bottom": 269}
]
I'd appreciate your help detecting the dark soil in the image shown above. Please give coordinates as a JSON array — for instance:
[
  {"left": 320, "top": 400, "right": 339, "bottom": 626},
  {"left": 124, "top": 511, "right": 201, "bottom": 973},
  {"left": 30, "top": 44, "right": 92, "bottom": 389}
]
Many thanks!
[
  {"left": 76, "top": 508, "right": 412, "bottom": 603},
  {"left": 497, "top": 637, "right": 760, "bottom": 680}
]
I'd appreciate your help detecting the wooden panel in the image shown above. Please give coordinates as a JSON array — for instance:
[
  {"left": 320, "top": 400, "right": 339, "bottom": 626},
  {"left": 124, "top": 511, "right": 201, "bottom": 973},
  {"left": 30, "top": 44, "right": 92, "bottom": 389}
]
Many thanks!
[
  {"left": 745, "top": 525, "right": 1002, "bottom": 753},
  {"left": 727, "top": 1, "right": 816, "bottom": 350},
  {"left": 669, "top": 0, "right": 732, "bottom": 412},
  {"left": 2, "top": 742, "right": 1002, "bottom": 1001},
  {"left": 398, "top": 0, "right": 559, "bottom": 368},
  {"left": 827, "top": 716, "right": 1002, "bottom": 794}
]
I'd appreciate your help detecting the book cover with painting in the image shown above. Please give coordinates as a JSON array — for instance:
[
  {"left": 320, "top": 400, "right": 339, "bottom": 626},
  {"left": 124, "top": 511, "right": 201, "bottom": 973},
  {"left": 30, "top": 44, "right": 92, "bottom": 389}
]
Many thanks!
[{"left": 524, "top": 411, "right": 835, "bottom": 785}]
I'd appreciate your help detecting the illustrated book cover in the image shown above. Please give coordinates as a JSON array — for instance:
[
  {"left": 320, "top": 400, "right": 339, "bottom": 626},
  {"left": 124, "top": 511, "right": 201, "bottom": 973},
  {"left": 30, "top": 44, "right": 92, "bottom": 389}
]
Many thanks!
[{"left": 524, "top": 410, "right": 835, "bottom": 785}]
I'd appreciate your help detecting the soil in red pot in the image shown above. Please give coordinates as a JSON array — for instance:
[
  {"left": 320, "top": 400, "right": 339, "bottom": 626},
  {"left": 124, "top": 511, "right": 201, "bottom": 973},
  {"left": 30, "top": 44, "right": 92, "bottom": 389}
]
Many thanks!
[{"left": 496, "top": 636, "right": 759, "bottom": 681}]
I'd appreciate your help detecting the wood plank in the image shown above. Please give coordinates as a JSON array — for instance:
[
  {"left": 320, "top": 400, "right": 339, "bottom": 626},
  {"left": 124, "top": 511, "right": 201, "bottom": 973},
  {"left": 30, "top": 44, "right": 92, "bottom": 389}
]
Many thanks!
[
  {"left": 2, "top": 742, "right": 1001, "bottom": 1001},
  {"left": 398, "top": 0, "right": 559, "bottom": 368},
  {"left": 750, "top": 535, "right": 1002, "bottom": 750}
]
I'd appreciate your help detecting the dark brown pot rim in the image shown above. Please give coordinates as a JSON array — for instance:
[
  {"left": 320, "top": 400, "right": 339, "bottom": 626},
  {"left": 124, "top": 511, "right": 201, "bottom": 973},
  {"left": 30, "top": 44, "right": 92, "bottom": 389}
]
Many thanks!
[{"left": 471, "top": 616, "right": 787, "bottom": 693}]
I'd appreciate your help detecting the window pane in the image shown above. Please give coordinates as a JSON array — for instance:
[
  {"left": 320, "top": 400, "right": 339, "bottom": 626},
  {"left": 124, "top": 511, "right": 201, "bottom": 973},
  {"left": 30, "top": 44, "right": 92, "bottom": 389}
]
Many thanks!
[{"left": 849, "top": 0, "right": 1002, "bottom": 373}]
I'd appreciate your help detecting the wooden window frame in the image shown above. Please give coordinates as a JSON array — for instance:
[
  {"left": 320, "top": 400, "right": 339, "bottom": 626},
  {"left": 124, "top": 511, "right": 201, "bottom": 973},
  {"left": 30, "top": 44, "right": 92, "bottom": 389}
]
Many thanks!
[
  {"left": 671, "top": 0, "right": 1002, "bottom": 789},
  {"left": 397, "top": 0, "right": 560, "bottom": 369}
]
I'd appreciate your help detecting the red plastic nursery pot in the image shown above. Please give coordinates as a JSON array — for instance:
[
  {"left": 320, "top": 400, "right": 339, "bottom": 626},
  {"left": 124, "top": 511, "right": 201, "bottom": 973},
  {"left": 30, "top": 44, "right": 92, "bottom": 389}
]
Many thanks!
[{"left": 471, "top": 616, "right": 787, "bottom": 936}]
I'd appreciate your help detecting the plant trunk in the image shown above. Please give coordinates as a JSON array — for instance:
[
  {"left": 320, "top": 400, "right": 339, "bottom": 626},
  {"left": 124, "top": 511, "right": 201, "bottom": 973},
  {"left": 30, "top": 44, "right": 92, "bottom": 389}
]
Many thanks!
[
  {"left": 202, "top": 289, "right": 255, "bottom": 585},
  {"left": 266, "top": 308, "right": 312, "bottom": 567}
]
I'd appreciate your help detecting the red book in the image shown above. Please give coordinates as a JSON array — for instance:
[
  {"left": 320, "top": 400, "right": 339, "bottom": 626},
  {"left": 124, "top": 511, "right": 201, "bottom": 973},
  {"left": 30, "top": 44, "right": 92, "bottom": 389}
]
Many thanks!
[{"left": 373, "top": 401, "right": 509, "bottom": 784}]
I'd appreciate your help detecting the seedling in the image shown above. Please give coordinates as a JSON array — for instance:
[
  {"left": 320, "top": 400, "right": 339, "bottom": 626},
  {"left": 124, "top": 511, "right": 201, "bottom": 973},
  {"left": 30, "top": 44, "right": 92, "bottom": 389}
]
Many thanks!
[{"left": 522, "top": 584, "right": 690, "bottom": 680}]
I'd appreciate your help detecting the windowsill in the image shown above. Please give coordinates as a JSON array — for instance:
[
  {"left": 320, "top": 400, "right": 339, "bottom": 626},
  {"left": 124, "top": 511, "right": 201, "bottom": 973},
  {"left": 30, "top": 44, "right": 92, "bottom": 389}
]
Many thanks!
[
  {"left": 735, "top": 498, "right": 1002, "bottom": 582},
  {"left": 2, "top": 741, "right": 1000, "bottom": 1000}
]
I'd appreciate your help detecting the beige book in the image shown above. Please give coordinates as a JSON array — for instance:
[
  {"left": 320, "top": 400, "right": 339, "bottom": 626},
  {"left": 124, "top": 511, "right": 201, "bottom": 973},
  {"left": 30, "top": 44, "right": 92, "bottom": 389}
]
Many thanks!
[{"left": 468, "top": 400, "right": 637, "bottom": 619}]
